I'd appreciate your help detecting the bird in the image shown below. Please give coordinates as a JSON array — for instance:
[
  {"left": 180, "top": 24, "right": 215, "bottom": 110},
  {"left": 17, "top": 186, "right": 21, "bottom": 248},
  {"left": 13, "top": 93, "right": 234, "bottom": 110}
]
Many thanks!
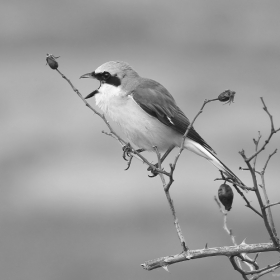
[{"left": 80, "top": 61, "right": 243, "bottom": 186}]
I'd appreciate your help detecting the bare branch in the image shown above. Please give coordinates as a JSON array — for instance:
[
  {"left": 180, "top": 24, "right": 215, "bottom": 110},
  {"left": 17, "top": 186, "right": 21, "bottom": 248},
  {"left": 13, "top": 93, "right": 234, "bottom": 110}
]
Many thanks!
[
  {"left": 230, "top": 256, "right": 249, "bottom": 280},
  {"left": 264, "top": 202, "right": 280, "bottom": 209},
  {"left": 214, "top": 197, "right": 236, "bottom": 243},
  {"left": 232, "top": 183, "right": 263, "bottom": 218},
  {"left": 246, "top": 98, "right": 280, "bottom": 163},
  {"left": 248, "top": 261, "right": 280, "bottom": 276},
  {"left": 214, "top": 176, "right": 254, "bottom": 191},
  {"left": 239, "top": 99, "right": 279, "bottom": 247},
  {"left": 153, "top": 146, "right": 187, "bottom": 252},
  {"left": 262, "top": 149, "right": 277, "bottom": 173},
  {"left": 141, "top": 243, "right": 277, "bottom": 271},
  {"left": 240, "top": 153, "right": 279, "bottom": 249},
  {"left": 249, "top": 263, "right": 280, "bottom": 280},
  {"left": 260, "top": 149, "right": 278, "bottom": 238},
  {"left": 171, "top": 98, "right": 219, "bottom": 178},
  {"left": 253, "top": 132, "right": 262, "bottom": 169}
]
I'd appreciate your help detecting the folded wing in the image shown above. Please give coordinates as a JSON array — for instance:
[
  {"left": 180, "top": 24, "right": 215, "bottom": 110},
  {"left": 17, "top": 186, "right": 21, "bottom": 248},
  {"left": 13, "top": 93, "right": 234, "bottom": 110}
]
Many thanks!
[{"left": 131, "top": 78, "right": 215, "bottom": 154}]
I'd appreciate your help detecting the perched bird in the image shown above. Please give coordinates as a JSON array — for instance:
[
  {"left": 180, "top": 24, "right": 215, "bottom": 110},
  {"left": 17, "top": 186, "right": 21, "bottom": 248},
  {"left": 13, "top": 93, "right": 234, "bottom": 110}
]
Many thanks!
[{"left": 80, "top": 61, "right": 243, "bottom": 185}]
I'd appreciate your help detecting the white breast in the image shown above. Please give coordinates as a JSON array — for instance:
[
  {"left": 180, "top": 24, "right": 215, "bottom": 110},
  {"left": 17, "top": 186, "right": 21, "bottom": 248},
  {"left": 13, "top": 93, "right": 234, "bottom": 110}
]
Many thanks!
[{"left": 95, "top": 84, "right": 180, "bottom": 151}]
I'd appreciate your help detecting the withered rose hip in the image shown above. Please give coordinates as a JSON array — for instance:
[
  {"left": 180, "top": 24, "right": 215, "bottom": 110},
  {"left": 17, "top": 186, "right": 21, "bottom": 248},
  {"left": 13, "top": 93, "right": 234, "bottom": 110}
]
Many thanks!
[
  {"left": 218, "top": 90, "right": 235, "bottom": 104},
  {"left": 218, "top": 183, "right": 234, "bottom": 211},
  {"left": 46, "top": 54, "right": 59, "bottom": 70}
]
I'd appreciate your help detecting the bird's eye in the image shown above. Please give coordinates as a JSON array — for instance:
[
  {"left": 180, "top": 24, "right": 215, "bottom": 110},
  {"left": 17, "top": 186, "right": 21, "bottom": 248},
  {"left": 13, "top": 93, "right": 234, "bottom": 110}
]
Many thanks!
[{"left": 102, "top": 72, "right": 111, "bottom": 80}]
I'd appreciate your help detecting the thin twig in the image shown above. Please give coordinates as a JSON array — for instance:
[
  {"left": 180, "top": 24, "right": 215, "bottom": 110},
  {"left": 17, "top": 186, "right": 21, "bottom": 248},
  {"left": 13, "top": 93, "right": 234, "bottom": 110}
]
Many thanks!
[
  {"left": 246, "top": 261, "right": 280, "bottom": 275},
  {"left": 171, "top": 98, "right": 218, "bottom": 175},
  {"left": 238, "top": 254, "right": 259, "bottom": 270},
  {"left": 214, "top": 177, "right": 254, "bottom": 191},
  {"left": 242, "top": 151, "right": 278, "bottom": 247},
  {"left": 264, "top": 202, "right": 280, "bottom": 209},
  {"left": 260, "top": 149, "right": 278, "bottom": 238},
  {"left": 232, "top": 183, "right": 263, "bottom": 218},
  {"left": 214, "top": 197, "right": 236, "bottom": 244},
  {"left": 249, "top": 264, "right": 280, "bottom": 280},
  {"left": 153, "top": 146, "right": 187, "bottom": 251},
  {"left": 253, "top": 132, "right": 262, "bottom": 169},
  {"left": 262, "top": 149, "right": 277, "bottom": 173},
  {"left": 246, "top": 98, "right": 280, "bottom": 163}
]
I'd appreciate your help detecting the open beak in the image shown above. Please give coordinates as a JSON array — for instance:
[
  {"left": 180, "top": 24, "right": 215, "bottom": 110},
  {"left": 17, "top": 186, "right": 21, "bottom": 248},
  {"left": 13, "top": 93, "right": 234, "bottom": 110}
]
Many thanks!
[
  {"left": 80, "top": 71, "right": 96, "bottom": 79},
  {"left": 84, "top": 89, "right": 99, "bottom": 99},
  {"left": 80, "top": 72, "right": 99, "bottom": 99}
]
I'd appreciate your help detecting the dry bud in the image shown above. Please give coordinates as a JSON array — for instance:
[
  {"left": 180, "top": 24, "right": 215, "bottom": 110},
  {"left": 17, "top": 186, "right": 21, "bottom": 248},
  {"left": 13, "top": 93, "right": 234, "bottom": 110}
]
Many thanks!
[
  {"left": 218, "top": 90, "right": 235, "bottom": 104},
  {"left": 218, "top": 183, "right": 234, "bottom": 211},
  {"left": 46, "top": 53, "right": 59, "bottom": 69}
]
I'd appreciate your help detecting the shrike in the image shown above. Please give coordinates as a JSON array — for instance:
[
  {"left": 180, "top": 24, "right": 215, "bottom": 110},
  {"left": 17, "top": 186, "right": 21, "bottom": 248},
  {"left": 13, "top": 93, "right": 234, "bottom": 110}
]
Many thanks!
[{"left": 80, "top": 61, "right": 243, "bottom": 185}]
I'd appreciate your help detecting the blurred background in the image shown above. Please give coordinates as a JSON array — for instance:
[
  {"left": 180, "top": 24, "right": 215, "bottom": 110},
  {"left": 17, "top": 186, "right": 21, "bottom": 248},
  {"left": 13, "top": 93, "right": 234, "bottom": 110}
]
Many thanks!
[{"left": 1, "top": 0, "right": 280, "bottom": 279}]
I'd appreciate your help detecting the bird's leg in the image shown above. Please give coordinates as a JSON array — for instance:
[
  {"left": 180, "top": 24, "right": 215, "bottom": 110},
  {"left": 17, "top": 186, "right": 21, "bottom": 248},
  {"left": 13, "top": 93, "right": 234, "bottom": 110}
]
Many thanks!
[{"left": 148, "top": 145, "right": 175, "bottom": 177}]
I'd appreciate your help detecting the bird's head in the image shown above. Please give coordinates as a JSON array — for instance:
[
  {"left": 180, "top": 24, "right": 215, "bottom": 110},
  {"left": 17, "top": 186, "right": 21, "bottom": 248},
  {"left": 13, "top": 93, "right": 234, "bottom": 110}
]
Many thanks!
[{"left": 80, "top": 61, "right": 139, "bottom": 99}]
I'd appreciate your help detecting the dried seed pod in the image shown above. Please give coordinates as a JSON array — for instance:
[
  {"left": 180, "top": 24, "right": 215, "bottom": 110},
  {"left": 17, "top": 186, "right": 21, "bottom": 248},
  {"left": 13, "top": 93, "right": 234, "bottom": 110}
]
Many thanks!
[
  {"left": 218, "top": 90, "right": 235, "bottom": 104},
  {"left": 46, "top": 53, "right": 59, "bottom": 69},
  {"left": 218, "top": 183, "right": 234, "bottom": 211}
]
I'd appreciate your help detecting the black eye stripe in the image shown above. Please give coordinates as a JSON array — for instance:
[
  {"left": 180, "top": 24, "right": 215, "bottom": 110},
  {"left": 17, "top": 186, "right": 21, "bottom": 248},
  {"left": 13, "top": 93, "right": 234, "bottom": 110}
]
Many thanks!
[
  {"left": 95, "top": 72, "right": 121, "bottom": 87},
  {"left": 94, "top": 73, "right": 103, "bottom": 80},
  {"left": 102, "top": 72, "right": 110, "bottom": 80},
  {"left": 106, "top": 75, "right": 121, "bottom": 87}
]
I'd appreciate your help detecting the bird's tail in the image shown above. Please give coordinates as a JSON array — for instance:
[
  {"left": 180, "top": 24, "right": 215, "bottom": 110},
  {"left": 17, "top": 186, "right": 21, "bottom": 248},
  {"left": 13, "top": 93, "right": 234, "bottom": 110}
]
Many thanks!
[{"left": 184, "top": 139, "right": 244, "bottom": 186}]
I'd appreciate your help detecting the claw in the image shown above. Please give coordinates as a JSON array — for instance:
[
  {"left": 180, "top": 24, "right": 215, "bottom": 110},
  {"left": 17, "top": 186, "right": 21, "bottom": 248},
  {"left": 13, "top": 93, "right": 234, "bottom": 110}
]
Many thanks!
[
  {"left": 148, "top": 172, "right": 158, "bottom": 178},
  {"left": 122, "top": 143, "right": 132, "bottom": 161},
  {"left": 125, "top": 156, "right": 133, "bottom": 171},
  {"left": 122, "top": 146, "right": 145, "bottom": 171},
  {"left": 147, "top": 163, "right": 160, "bottom": 178}
]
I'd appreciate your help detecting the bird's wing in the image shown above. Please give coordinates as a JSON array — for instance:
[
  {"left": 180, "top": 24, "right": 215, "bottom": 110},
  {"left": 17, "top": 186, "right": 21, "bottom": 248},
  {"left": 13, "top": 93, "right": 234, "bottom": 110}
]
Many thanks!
[{"left": 131, "top": 78, "right": 215, "bottom": 154}]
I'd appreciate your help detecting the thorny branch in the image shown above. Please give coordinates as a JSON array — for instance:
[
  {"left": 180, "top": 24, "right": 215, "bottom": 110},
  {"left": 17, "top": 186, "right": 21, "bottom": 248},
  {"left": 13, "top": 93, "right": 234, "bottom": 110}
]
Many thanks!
[{"left": 141, "top": 243, "right": 277, "bottom": 271}]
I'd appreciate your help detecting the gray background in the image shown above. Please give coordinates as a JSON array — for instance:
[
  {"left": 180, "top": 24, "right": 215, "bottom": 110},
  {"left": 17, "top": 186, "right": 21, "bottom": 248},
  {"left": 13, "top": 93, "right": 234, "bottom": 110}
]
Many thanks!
[{"left": 1, "top": 0, "right": 280, "bottom": 279}]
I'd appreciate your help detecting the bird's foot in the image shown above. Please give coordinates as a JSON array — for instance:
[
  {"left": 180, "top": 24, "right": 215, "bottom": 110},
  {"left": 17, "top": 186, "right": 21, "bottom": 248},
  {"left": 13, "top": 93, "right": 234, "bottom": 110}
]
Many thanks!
[
  {"left": 125, "top": 156, "right": 133, "bottom": 171},
  {"left": 123, "top": 144, "right": 145, "bottom": 171},
  {"left": 122, "top": 143, "right": 133, "bottom": 161},
  {"left": 147, "top": 163, "right": 160, "bottom": 178}
]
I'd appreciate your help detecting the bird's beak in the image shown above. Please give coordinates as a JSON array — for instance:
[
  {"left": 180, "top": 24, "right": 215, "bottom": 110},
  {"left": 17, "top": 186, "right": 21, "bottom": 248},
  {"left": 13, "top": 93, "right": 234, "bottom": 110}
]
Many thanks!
[
  {"left": 80, "top": 71, "right": 96, "bottom": 79},
  {"left": 84, "top": 89, "right": 99, "bottom": 99},
  {"left": 80, "top": 71, "right": 99, "bottom": 99}
]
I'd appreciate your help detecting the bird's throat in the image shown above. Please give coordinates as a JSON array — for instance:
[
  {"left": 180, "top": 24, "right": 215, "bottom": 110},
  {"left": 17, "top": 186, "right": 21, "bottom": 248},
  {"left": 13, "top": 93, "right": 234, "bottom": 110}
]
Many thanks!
[{"left": 95, "top": 84, "right": 125, "bottom": 115}]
